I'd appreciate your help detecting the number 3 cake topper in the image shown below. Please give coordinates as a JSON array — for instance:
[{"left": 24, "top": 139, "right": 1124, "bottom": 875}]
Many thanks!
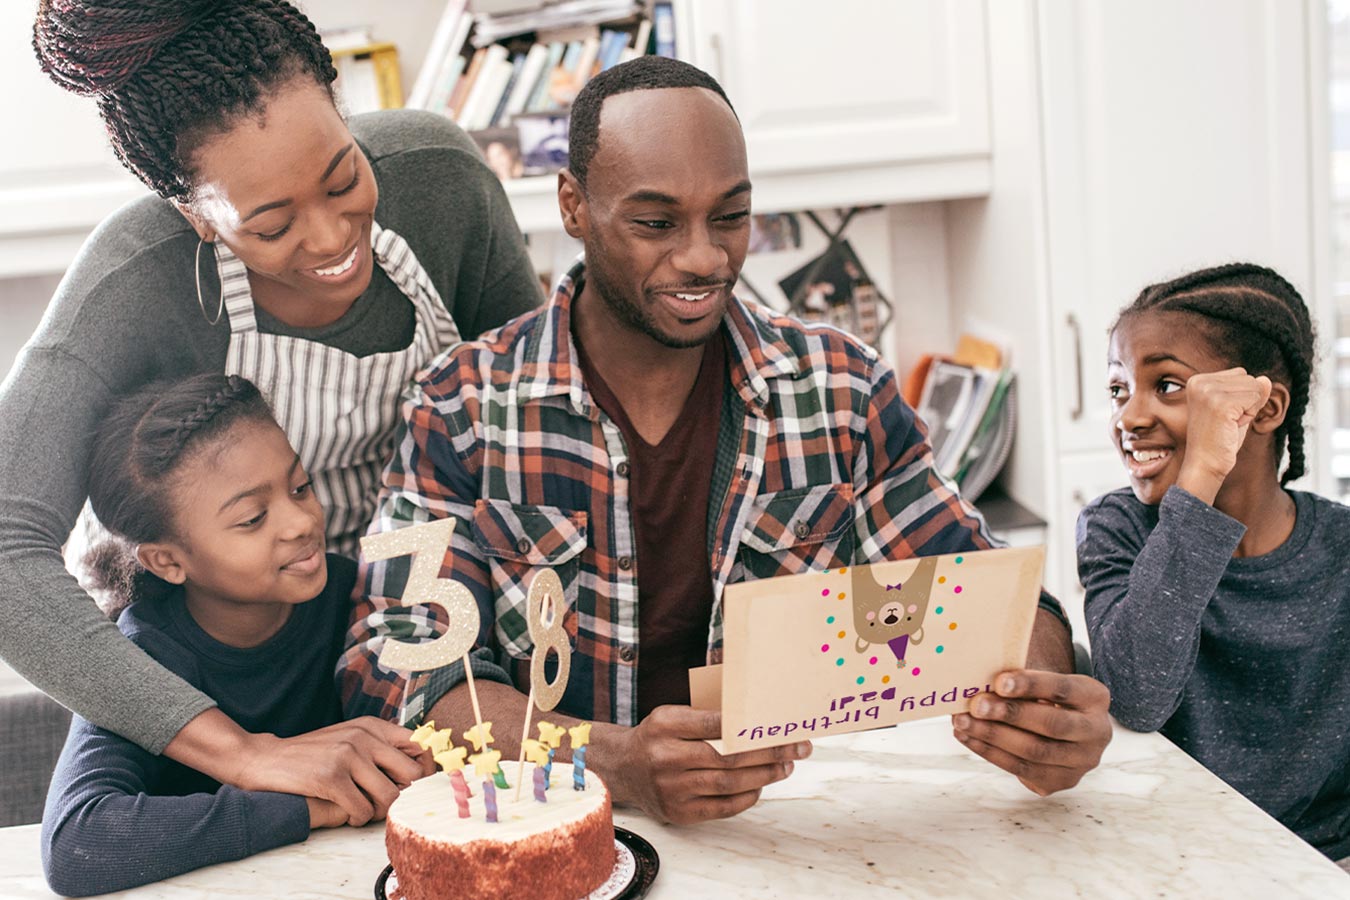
[
  {"left": 360, "top": 518, "right": 480, "bottom": 672},
  {"left": 527, "top": 569, "right": 572, "bottom": 712}
]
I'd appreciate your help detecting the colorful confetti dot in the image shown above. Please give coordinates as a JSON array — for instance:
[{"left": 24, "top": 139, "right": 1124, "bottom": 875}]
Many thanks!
[
  {"left": 869, "top": 656, "right": 878, "bottom": 665},
  {"left": 936, "top": 646, "right": 944, "bottom": 653},
  {"left": 826, "top": 615, "right": 835, "bottom": 624},
  {"left": 935, "top": 606, "right": 944, "bottom": 614},
  {"left": 911, "top": 667, "right": 921, "bottom": 676},
  {"left": 882, "top": 675, "right": 891, "bottom": 684},
  {"left": 949, "top": 623, "right": 958, "bottom": 631},
  {"left": 954, "top": 556, "right": 964, "bottom": 564},
  {"left": 838, "top": 592, "right": 847, "bottom": 600},
  {"left": 837, "top": 631, "right": 846, "bottom": 639},
  {"left": 839, "top": 568, "right": 848, "bottom": 574},
  {"left": 836, "top": 658, "right": 845, "bottom": 666},
  {"left": 953, "top": 586, "right": 963, "bottom": 594},
  {"left": 821, "top": 644, "right": 830, "bottom": 652},
  {"left": 856, "top": 676, "right": 865, "bottom": 685},
  {"left": 938, "top": 576, "right": 947, "bottom": 584},
  {"left": 821, "top": 589, "right": 830, "bottom": 597}
]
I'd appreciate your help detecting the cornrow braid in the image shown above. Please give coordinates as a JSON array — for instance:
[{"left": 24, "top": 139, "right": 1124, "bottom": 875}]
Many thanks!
[
  {"left": 84, "top": 373, "right": 276, "bottom": 616},
  {"left": 34, "top": 0, "right": 337, "bottom": 200},
  {"left": 1117, "top": 262, "right": 1317, "bottom": 485}
]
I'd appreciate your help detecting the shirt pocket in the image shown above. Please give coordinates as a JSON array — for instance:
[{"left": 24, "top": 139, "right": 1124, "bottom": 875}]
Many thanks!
[
  {"left": 738, "top": 483, "right": 856, "bottom": 580},
  {"left": 472, "top": 498, "right": 588, "bottom": 660}
]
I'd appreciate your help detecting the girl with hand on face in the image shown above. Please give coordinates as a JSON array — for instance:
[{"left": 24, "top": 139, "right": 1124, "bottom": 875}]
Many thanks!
[
  {"left": 8, "top": 0, "right": 538, "bottom": 813},
  {"left": 1076, "top": 264, "right": 1350, "bottom": 861},
  {"left": 41, "top": 374, "right": 432, "bottom": 897}
]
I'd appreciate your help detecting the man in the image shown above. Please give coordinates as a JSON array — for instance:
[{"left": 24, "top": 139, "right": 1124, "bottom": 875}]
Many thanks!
[{"left": 342, "top": 56, "right": 1111, "bottom": 824}]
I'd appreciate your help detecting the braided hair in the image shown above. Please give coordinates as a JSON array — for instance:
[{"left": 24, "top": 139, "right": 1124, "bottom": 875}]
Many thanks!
[
  {"left": 84, "top": 373, "right": 275, "bottom": 616},
  {"left": 33, "top": 0, "right": 337, "bottom": 201},
  {"left": 1114, "top": 263, "right": 1317, "bottom": 486}
]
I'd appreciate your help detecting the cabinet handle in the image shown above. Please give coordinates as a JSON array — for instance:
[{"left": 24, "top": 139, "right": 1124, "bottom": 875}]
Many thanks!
[{"left": 1067, "top": 313, "right": 1084, "bottom": 421}]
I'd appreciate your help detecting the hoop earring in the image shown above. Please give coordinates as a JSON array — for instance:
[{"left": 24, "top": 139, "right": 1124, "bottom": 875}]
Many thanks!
[{"left": 195, "top": 238, "right": 224, "bottom": 326}]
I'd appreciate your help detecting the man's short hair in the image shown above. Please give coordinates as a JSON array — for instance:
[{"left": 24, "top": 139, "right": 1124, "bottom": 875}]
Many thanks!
[{"left": 567, "top": 55, "right": 736, "bottom": 190}]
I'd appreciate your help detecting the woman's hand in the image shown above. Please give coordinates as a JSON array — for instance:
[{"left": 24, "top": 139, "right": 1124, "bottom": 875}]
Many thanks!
[
  {"left": 167, "top": 709, "right": 433, "bottom": 825},
  {"left": 1177, "top": 368, "right": 1272, "bottom": 504}
]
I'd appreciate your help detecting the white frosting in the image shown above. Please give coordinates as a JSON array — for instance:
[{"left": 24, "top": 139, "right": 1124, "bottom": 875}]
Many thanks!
[{"left": 389, "top": 761, "right": 607, "bottom": 844}]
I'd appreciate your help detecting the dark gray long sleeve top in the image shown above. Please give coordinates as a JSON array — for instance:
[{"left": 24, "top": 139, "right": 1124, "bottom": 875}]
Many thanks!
[
  {"left": 1078, "top": 485, "right": 1350, "bottom": 858},
  {"left": 0, "top": 110, "right": 540, "bottom": 754},
  {"left": 40, "top": 556, "right": 356, "bottom": 897}
]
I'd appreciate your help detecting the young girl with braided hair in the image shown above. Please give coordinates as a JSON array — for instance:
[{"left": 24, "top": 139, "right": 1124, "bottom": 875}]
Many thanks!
[
  {"left": 41, "top": 374, "right": 431, "bottom": 897},
  {"left": 9, "top": 0, "right": 536, "bottom": 813},
  {"left": 1076, "top": 263, "right": 1350, "bottom": 859}
]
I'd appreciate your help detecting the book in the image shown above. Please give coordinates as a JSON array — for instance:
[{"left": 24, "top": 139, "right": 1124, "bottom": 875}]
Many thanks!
[
  {"left": 525, "top": 41, "right": 567, "bottom": 112},
  {"left": 597, "top": 28, "right": 629, "bottom": 71},
  {"left": 408, "top": 0, "right": 467, "bottom": 109},
  {"left": 955, "top": 370, "right": 1017, "bottom": 501},
  {"left": 502, "top": 42, "right": 551, "bottom": 123},
  {"left": 487, "top": 53, "right": 528, "bottom": 129},
  {"left": 653, "top": 1, "right": 676, "bottom": 58},
  {"left": 915, "top": 361, "right": 1001, "bottom": 478},
  {"left": 425, "top": 14, "right": 475, "bottom": 113},
  {"left": 460, "top": 46, "right": 512, "bottom": 130},
  {"left": 449, "top": 46, "right": 491, "bottom": 121}
]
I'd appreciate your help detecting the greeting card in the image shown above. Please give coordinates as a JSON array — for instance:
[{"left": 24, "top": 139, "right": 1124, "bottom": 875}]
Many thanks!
[{"left": 692, "top": 546, "right": 1044, "bottom": 752}]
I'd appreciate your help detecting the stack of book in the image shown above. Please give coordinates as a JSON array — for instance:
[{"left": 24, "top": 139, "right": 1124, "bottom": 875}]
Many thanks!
[
  {"left": 407, "top": 0, "right": 676, "bottom": 176},
  {"left": 912, "top": 336, "right": 1017, "bottom": 502}
]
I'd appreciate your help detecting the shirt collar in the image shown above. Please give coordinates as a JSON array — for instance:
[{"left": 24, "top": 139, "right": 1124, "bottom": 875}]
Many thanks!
[{"left": 515, "top": 255, "right": 801, "bottom": 415}]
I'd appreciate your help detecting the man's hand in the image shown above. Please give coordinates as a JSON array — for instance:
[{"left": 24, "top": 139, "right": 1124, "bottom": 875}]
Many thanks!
[
  {"left": 952, "top": 669, "right": 1111, "bottom": 796},
  {"left": 594, "top": 706, "right": 811, "bottom": 825}
]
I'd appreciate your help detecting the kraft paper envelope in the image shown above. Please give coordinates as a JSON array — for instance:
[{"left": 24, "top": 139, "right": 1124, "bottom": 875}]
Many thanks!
[{"left": 692, "top": 546, "right": 1044, "bottom": 753}]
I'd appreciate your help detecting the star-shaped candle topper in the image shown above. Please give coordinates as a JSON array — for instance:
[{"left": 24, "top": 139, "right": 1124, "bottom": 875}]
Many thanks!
[
  {"left": 464, "top": 721, "right": 495, "bottom": 752},
  {"left": 434, "top": 745, "right": 469, "bottom": 773},
  {"left": 537, "top": 721, "right": 566, "bottom": 748},
  {"left": 469, "top": 749, "right": 503, "bottom": 778},
  {"left": 409, "top": 721, "right": 439, "bottom": 751},
  {"left": 521, "top": 738, "right": 550, "bottom": 766},
  {"left": 426, "top": 728, "right": 454, "bottom": 756},
  {"left": 567, "top": 722, "right": 592, "bottom": 749}
]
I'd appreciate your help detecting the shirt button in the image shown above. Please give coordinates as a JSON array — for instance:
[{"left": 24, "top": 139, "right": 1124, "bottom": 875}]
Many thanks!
[
  {"left": 619, "top": 646, "right": 636, "bottom": 663},
  {"left": 516, "top": 538, "right": 531, "bottom": 554},
  {"left": 617, "top": 461, "right": 631, "bottom": 478},
  {"left": 794, "top": 521, "right": 810, "bottom": 539},
  {"left": 618, "top": 556, "right": 632, "bottom": 571}
]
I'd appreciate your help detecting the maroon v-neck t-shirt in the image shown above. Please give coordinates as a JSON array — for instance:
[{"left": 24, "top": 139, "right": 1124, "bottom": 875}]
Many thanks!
[{"left": 576, "top": 331, "right": 726, "bottom": 719}]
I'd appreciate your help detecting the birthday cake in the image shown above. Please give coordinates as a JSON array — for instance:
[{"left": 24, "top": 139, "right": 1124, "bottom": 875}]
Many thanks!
[{"left": 386, "top": 758, "right": 614, "bottom": 900}]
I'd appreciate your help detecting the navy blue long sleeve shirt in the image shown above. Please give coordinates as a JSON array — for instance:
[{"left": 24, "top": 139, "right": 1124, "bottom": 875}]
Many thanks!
[
  {"left": 1078, "top": 487, "right": 1350, "bottom": 859},
  {"left": 41, "top": 555, "right": 356, "bottom": 897}
]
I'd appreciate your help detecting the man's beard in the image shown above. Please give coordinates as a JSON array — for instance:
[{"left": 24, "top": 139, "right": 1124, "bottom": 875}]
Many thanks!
[{"left": 586, "top": 251, "right": 722, "bottom": 351}]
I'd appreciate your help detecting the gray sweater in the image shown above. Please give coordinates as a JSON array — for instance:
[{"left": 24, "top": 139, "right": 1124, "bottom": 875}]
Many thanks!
[
  {"left": 0, "top": 110, "right": 540, "bottom": 754},
  {"left": 1078, "top": 485, "right": 1350, "bottom": 858}
]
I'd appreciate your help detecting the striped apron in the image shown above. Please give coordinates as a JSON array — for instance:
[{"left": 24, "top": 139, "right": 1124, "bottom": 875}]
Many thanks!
[{"left": 217, "top": 222, "right": 462, "bottom": 556}]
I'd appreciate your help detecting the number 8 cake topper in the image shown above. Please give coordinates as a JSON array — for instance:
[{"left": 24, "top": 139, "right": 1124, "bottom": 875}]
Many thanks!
[{"left": 527, "top": 569, "right": 572, "bottom": 711}]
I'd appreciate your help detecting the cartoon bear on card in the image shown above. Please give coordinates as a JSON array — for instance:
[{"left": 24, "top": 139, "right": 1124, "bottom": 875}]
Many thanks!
[{"left": 852, "top": 555, "right": 938, "bottom": 667}]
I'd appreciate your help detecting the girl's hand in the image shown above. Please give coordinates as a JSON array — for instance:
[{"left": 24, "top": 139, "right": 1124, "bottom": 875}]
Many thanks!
[
  {"left": 1177, "top": 367, "right": 1272, "bottom": 504},
  {"left": 167, "top": 710, "right": 433, "bottom": 826},
  {"left": 306, "top": 796, "right": 349, "bottom": 829}
]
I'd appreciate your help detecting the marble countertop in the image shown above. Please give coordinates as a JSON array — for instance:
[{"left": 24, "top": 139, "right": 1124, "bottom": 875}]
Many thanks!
[{"left": 2, "top": 718, "right": 1347, "bottom": 899}]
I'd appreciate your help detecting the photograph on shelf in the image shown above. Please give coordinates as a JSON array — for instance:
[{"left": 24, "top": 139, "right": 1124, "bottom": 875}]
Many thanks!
[
  {"left": 517, "top": 114, "right": 571, "bottom": 175},
  {"left": 748, "top": 213, "right": 803, "bottom": 254},
  {"left": 777, "top": 239, "right": 887, "bottom": 348},
  {"left": 471, "top": 127, "right": 525, "bottom": 181}
]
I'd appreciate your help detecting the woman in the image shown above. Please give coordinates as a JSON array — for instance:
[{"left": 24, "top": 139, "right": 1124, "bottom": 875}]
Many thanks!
[{"left": 5, "top": 0, "right": 539, "bottom": 819}]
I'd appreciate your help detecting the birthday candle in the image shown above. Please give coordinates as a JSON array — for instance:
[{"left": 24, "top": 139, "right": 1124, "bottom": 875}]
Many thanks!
[
  {"left": 434, "top": 745, "right": 472, "bottom": 797},
  {"left": 449, "top": 769, "right": 471, "bottom": 818},
  {"left": 568, "top": 723, "right": 592, "bottom": 791},
  {"left": 483, "top": 779, "right": 498, "bottom": 823},
  {"left": 492, "top": 765, "right": 511, "bottom": 790},
  {"left": 572, "top": 745, "right": 587, "bottom": 791},
  {"left": 537, "top": 721, "right": 565, "bottom": 789},
  {"left": 533, "top": 765, "right": 548, "bottom": 803}
]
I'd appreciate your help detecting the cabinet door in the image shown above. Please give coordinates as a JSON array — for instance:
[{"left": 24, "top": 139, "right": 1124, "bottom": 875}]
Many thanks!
[
  {"left": 1050, "top": 451, "right": 1129, "bottom": 649},
  {"left": 1039, "top": 0, "right": 1312, "bottom": 454},
  {"left": 685, "top": 0, "right": 990, "bottom": 173}
]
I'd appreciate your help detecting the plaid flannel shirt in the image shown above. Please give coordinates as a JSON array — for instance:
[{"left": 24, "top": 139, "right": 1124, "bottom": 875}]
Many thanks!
[{"left": 340, "top": 258, "right": 1059, "bottom": 727}]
